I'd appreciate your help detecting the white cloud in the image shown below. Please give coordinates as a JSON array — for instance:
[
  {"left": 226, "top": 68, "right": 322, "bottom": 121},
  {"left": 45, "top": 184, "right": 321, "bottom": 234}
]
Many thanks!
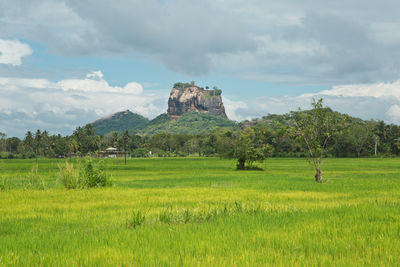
[
  {"left": 57, "top": 70, "right": 143, "bottom": 94},
  {"left": 222, "top": 97, "right": 249, "bottom": 121},
  {"left": 310, "top": 80, "right": 400, "bottom": 99},
  {"left": 0, "top": 39, "right": 32, "bottom": 66},
  {"left": 0, "top": 70, "right": 144, "bottom": 94},
  {"left": 0, "top": 71, "right": 168, "bottom": 137},
  {"left": 311, "top": 80, "right": 400, "bottom": 124},
  {"left": 223, "top": 95, "right": 312, "bottom": 122},
  {"left": 86, "top": 71, "right": 103, "bottom": 79},
  {"left": 386, "top": 105, "right": 400, "bottom": 124}
]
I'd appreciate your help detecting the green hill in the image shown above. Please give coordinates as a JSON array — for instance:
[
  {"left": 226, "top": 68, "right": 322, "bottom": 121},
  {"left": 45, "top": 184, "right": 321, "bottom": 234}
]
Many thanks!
[
  {"left": 92, "top": 110, "right": 149, "bottom": 135},
  {"left": 91, "top": 111, "right": 237, "bottom": 136},
  {"left": 134, "top": 112, "right": 238, "bottom": 135}
]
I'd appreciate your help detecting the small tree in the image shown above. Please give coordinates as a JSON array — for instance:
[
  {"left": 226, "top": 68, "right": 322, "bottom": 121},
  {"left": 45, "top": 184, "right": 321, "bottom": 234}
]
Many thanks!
[
  {"left": 234, "top": 128, "right": 273, "bottom": 170},
  {"left": 291, "top": 99, "right": 344, "bottom": 182}
]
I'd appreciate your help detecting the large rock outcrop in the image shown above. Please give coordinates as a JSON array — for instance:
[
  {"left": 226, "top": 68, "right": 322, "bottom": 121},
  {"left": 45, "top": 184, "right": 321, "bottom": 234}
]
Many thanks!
[{"left": 167, "top": 86, "right": 228, "bottom": 119}]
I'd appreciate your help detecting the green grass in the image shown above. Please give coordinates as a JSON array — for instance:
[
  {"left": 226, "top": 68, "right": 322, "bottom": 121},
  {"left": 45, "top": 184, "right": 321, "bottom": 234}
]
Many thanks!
[{"left": 1, "top": 157, "right": 400, "bottom": 266}]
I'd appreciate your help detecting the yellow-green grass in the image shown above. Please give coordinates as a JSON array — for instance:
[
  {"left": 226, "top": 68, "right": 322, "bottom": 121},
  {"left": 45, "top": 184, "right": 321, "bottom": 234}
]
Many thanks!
[{"left": 1, "top": 157, "right": 400, "bottom": 266}]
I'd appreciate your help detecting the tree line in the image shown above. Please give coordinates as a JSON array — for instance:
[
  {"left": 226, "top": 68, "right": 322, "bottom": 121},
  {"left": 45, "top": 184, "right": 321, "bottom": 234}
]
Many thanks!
[{"left": 1, "top": 102, "right": 400, "bottom": 163}]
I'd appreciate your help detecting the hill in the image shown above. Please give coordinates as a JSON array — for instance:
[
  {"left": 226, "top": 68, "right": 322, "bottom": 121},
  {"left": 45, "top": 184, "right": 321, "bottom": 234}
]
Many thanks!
[
  {"left": 134, "top": 112, "right": 237, "bottom": 135},
  {"left": 91, "top": 110, "right": 237, "bottom": 136},
  {"left": 92, "top": 110, "right": 149, "bottom": 135}
]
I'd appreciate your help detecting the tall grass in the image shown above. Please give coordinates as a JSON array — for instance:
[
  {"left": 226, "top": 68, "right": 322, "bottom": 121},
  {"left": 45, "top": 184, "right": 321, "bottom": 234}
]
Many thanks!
[
  {"left": 126, "top": 210, "right": 146, "bottom": 229},
  {"left": 57, "top": 161, "right": 79, "bottom": 189},
  {"left": 26, "top": 164, "right": 46, "bottom": 190},
  {"left": 0, "top": 176, "right": 13, "bottom": 191}
]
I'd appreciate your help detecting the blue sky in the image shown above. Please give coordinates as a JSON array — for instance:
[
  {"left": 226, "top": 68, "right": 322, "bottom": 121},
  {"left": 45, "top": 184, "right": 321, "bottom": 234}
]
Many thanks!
[{"left": 1, "top": 0, "right": 400, "bottom": 137}]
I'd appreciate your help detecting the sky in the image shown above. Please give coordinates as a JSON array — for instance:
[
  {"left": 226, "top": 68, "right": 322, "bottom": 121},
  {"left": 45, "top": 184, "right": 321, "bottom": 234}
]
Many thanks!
[{"left": 1, "top": 0, "right": 400, "bottom": 137}]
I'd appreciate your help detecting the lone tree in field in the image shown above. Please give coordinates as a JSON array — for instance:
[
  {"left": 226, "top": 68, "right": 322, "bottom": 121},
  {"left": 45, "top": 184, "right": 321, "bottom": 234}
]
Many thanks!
[
  {"left": 234, "top": 127, "right": 273, "bottom": 170},
  {"left": 291, "top": 99, "right": 344, "bottom": 183}
]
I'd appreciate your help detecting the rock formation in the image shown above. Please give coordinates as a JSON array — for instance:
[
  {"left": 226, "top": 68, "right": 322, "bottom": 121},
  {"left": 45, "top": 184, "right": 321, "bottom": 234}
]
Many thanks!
[{"left": 167, "top": 85, "right": 228, "bottom": 119}]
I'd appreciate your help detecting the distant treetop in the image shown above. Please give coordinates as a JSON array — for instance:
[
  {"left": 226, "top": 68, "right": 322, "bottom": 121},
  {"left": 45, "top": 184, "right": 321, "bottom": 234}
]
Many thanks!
[
  {"left": 173, "top": 82, "right": 195, "bottom": 89},
  {"left": 173, "top": 82, "right": 222, "bottom": 96},
  {"left": 211, "top": 89, "right": 222, "bottom": 96}
]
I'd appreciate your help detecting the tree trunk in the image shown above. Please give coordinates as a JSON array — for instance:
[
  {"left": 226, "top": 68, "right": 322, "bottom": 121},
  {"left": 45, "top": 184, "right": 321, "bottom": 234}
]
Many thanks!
[
  {"left": 315, "top": 167, "right": 323, "bottom": 183},
  {"left": 237, "top": 159, "right": 245, "bottom": 170}
]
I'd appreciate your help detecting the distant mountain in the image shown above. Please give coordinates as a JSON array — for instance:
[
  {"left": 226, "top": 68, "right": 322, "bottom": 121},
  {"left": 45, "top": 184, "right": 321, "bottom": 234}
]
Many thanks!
[{"left": 91, "top": 110, "right": 149, "bottom": 135}]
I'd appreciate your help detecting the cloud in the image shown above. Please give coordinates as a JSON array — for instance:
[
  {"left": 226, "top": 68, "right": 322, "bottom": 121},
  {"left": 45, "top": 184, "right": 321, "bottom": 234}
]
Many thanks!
[
  {"left": 3, "top": 1, "right": 400, "bottom": 83},
  {"left": 0, "top": 39, "right": 32, "bottom": 66},
  {"left": 308, "top": 80, "right": 400, "bottom": 100},
  {"left": 223, "top": 95, "right": 312, "bottom": 122},
  {"left": 57, "top": 71, "right": 143, "bottom": 94},
  {"left": 0, "top": 71, "right": 168, "bottom": 137},
  {"left": 222, "top": 97, "right": 249, "bottom": 121},
  {"left": 386, "top": 105, "right": 400, "bottom": 124},
  {"left": 0, "top": 70, "right": 144, "bottom": 94}
]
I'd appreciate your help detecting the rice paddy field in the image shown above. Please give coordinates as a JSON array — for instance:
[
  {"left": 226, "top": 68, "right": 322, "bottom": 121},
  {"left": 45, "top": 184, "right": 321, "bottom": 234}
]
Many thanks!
[{"left": 0, "top": 157, "right": 400, "bottom": 266}]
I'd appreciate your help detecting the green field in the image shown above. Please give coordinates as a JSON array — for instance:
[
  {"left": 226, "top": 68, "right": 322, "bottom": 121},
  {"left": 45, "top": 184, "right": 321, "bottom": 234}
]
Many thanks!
[{"left": 1, "top": 157, "right": 400, "bottom": 266}]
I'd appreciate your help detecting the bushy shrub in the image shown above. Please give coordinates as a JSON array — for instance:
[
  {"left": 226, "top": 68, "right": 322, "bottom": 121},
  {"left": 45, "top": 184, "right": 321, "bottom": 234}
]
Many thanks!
[
  {"left": 79, "top": 158, "right": 112, "bottom": 188},
  {"left": 58, "top": 158, "right": 112, "bottom": 189}
]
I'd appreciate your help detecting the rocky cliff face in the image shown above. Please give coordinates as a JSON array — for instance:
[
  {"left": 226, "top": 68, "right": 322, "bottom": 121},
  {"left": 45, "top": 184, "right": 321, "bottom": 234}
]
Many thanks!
[{"left": 167, "top": 86, "right": 228, "bottom": 119}]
